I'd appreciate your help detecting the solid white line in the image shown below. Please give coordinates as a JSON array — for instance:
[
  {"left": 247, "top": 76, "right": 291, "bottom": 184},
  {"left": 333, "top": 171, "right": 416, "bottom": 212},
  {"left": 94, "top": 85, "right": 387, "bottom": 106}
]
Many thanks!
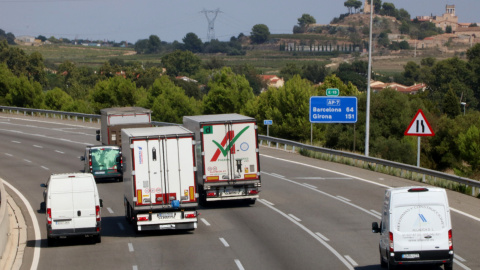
[
  {"left": 33, "top": 145, "right": 43, "bottom": 148},
  {"left": 107, "top": 207, "right": 114, "bottom": 214},
  {"left": 234, "top": 259, "right": 245, "bottom": 270},
  {"left": 454, "top": 258, "right": 471, "bottom": 270},
  {"left": 259, "top": 199, "right": 275, "bottom": 206},
  {"left": 219, "top": 237, "right": 230, "bottom": 247},
  {"left": 55, "top": 150, "right": 65, "bottom": 154},
  {"left": 370, "top": 210, "right": 381, "bottom": 216},
  {"left": 24, "top": 159, "right": 31, "bottom": 163},
  {"left": 288, "top": 214, "right": 302, "bottom": 222},
  {"left": 5, "top": 153, "right": 12, "bottom": 157},
  {"left": 128, "top": 243, "right": 134, "bottom": 252},
  {"left": 118, "top": 223, "right": 125, "bottom": 231},
  {"left": 258, "top": 199, "right": 354, "bottom": 270},
  {"left": 132, "top": 265, "right": 138, "bottom": 270},
  {"left": 12, "top": 141, "right": 20, "bottom": 144},
  {"left": 336, "top": 196, "right": 351, "bottom": 202},
  {"left": 270, "top": 173, "right": 284, "bottom": 178},
  {"left": 344, "top": 255, "right": 358, "bottom": 266},
  {"left": 261, "top": 155, "right": 480, "bottom": 223},
  {"left": 2, "top": 180, "right": 41, "bottom": 270},
  {"left": 303, "top": 183, "right": 317, "bottom": 189},
  {"left": 455, "top": 254, "right": 466, "bottom": 262},
  {"left": 201, "top": 218, "right": 211, "bottom": 226},
  {"left": 315, "top": 232, "right": 329, "bottom": 241}
]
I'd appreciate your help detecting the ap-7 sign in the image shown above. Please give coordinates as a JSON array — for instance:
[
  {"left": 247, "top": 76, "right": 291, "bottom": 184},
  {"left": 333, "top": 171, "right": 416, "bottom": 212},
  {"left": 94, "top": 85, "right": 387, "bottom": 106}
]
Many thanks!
[{"left": 309, "top": 96, "right": 357, "bottom": 123}]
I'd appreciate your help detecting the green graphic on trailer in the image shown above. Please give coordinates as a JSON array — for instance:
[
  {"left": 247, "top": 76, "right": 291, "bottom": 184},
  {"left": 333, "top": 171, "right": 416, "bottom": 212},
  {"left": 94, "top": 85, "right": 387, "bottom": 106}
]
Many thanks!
[
  {"left": 204, "top": 125, "right": 213, "bottom": 134},
  {"left": 210, "top": 125, "right": 250, "bottom": 162}
]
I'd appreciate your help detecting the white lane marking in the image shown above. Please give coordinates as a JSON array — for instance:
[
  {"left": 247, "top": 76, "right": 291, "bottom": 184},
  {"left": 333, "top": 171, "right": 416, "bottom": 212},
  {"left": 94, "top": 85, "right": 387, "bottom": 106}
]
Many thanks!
[
  {"left": 5, "top": 153, "right": 12, "bottom": 157},
  {"left": 33, "top": 145, "right": 43, "bottom": 148},
  {"left": 107, "top": 207, "right": 114, "bottom": 214},
  {"left": 270, "top": 173, "right": 284, "bottom": 178},
  {"left": 303, "top": 183, "right": 317, "bottom": 189},
  {"left": 118, "top": 223, "right": 125, "bottom": 231},
  {"left": 259, "top": 199, "right": 275, "bottom": 206},
  {"left": 24, "top": 159, "right": 32, "bottom": 163},
  {"left": 2, "top": 128, "right": 92, "bottom": 146},
  {"left": 201, "top": 218, "right": 211, "bottom": 226},
  {"left": 2, "top": 180, "right": 41, "bottom": 270},
  {"left": 258, "top": 199, "right": 354, "bottom": 270},
  {"left": 370, "top": 210, "right": 381, "bottom": 216},
  {"left": 128, "top": 243, "right": 134, "bottom": 252},
  {"left": 219, "top": 237, "right": 230, "bottom": 247},
  {"left": 454, "top": 258, "right": 471, "bottom": 270},
  {"left": 234, "top": 259, "right": 245, "bottom": 270},
  {"left": 344, "top": 255, "right": 358, "bottom": 266},
  {"left": 133, "top": 266, "right": 138, "bottom": 270},
  {"left": 261, "top": 154, "right": 480, "bottom": 223},
  {"left": 455, "top": 254, "right": 466, "bottom": 262},
  {"left": 41, "top": 166, "right": 49, "bottom": 171},
  {"left": 288, "top": 214, "right": 302, "bottom": 222},
  {"left": 315, "top": 232, "right": 329, "bottom": 241},
  {"left": 12, "top": 140, "right": 20, "bottom": 143},
  {"left": 263, "top": 172, "right": 382, "bottom": 220},
  {"left": 378, "top": 178, "right": 385, "bottom": 181},
  {"left": 55, "top": 150, "right": 65, "bottom": 154},
  {"left": 336, "top": 196, "right": 351, "bottom": 202}
]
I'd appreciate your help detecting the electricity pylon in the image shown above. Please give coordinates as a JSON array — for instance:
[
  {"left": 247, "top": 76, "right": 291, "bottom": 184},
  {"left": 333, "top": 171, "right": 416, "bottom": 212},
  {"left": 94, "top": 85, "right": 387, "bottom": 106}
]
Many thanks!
[{"left": 201, "top": 8, "right": 221, "bottom": 41}]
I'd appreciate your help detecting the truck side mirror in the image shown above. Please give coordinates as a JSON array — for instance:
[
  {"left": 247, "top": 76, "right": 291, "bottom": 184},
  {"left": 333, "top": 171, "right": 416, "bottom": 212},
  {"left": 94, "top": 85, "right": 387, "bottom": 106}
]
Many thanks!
[
  {"left": 96, "top": 134, "right": 100, "bottom": 141},
  {"left": 372, "top": 222, "right": 380, "bottom": 233},
  {"left": 80, "top": 156, "right": 85, "bottom": 161},
  {"left": 40, "top": 183, "right": 47, "bottom": 188},
  {"left": 99, "top": 199, "right": 103, "bottom": 208}
]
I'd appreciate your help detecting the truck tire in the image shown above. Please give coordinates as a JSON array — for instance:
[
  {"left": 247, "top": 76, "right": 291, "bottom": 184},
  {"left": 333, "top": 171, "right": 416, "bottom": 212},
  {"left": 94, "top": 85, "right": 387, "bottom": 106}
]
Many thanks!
[
  {"left": 444, "top": 262, "right": 453, "bottom": 270},
  {"left": 117, "top": 177, "right": 123, "bottom": 182},
  {"left": 95, "top": 234, "right": 101, "bottom": 244},
  {"left": 125, "top": 202, "right": 132, "bottom": 224},
  {"left": 380, "top": 255, "right": 387, "bottom": 268},
  {"left": 47, "top": 236, "right": 56, "bottom": 247}
]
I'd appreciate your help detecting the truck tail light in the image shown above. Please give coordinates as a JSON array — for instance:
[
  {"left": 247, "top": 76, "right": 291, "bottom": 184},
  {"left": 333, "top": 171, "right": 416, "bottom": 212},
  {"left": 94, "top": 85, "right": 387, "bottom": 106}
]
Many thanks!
[
  {"left": 138, "top": 216, "right": 148, "bottom": 221},
  {"left": 207, "top": 191, "right": 216, "bottom": 197},
  {"left": 389, "top": 232, "right": 394, "bottom": 252},
  {"left": 448, "top": 229, "right": 453, "bottom": 250},
  {"left": 185, "top": 213, "right": 196, "bottom": 218},
  {"left": 96, "top": 205, "right": 101, "bottom": 221},
  {"left": 47, "top": 208, "right": 52, "bottom": 225},
  {"left": 248, "top": 189, "right": 259, "bottom": 195}
]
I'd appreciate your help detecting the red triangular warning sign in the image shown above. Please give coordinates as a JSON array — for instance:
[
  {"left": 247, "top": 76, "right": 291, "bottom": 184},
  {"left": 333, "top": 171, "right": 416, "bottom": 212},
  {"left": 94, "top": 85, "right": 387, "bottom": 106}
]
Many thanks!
[{"left": 404, "top": 109, "right": 434, "bottom": 136}]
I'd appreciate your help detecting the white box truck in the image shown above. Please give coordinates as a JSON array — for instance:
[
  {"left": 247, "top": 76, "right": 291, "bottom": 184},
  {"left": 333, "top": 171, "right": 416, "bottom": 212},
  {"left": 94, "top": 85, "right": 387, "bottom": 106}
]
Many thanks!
[
  {"left": 182, "top": 114, "right": 261, "bottom": 205},
  {"left": 97, "top": 107, "right": 152, "bottom": 146},
  {"left": 42, "top": 173, "right": 103, "bottom": 246},
  {"left": 122, "top": 126, "right": 198, "bottom": 231},
  {"left": 372, "top": 186, "right": 454, "bottom": 270}
]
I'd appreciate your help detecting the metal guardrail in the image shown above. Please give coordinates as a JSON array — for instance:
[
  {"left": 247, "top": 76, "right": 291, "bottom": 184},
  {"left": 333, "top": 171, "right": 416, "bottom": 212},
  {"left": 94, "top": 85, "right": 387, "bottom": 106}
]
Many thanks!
[
  {"left": 259, "top": 135, "right": 480, "bottom": 196},
  {"left": 1, "top": 105, "right": 479, "bottom": 196}
]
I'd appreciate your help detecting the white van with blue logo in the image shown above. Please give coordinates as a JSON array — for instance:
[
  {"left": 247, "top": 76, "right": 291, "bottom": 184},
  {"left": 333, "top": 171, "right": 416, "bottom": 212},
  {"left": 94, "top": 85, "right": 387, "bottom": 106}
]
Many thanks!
[{"left": 372, "top": 186, "right": 453, "bottom": 270}]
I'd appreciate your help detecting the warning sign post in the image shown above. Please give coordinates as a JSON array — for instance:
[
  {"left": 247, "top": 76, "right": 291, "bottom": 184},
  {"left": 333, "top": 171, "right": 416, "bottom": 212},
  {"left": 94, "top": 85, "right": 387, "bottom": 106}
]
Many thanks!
[{"left": 404, "top": 109, "right": 434, "bottom": 167}]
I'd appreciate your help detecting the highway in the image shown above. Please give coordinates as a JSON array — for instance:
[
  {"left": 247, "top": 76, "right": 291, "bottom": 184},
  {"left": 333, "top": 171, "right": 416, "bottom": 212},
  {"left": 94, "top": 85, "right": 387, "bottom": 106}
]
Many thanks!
[{"left": 0, "top": 113, "right": 479, "bottom": 270}]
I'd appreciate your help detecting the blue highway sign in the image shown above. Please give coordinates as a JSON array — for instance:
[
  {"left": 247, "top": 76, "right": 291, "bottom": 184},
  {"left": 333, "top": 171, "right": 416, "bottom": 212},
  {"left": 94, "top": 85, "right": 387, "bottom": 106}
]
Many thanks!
[
  {"left": 264, "top": 120, "right": 273, "bottom": 125},
  {"left": 309, "top": 96, "right": 357, "bottom": 123}
]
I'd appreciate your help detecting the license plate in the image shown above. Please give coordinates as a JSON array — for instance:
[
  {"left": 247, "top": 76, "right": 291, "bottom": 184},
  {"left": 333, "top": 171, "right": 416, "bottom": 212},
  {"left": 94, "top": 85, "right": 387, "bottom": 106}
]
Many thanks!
[
  {"left": 222, "top": 190, "right": 244, "bottom": 196},
  {"left": 402, "top": 254, "right": 420, "bottom": 259},
  {"left": 160, "top": 224, "right": 175, "bottom": 229},
  {"left": 157, "top": 213, "right": 176, "bottom": 219},
  {"left": 55, "top": 220, "right": 70, "bottom": 225},
  {"left": 95, "top": 171, "right": 105, "bottom": 174}
]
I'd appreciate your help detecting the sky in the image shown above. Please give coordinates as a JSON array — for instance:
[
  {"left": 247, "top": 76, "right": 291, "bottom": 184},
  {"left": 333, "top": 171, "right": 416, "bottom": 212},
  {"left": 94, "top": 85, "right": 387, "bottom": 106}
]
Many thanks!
[{"left": 0, "top": 0, "right": 478, "bottom": 44}]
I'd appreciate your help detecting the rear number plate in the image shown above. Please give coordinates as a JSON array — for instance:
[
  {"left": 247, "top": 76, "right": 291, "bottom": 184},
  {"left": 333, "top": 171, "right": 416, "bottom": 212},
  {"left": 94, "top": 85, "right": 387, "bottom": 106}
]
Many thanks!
[
  {"left": 55, "top": 220, "right": 70, "bottom": 225},
  {"left": 222, "top": 190, "right": 244, "bottom": 196},
  {"left": 402, "top": 254, "right": 420, "bottom": 259},
  {"left": 157, "top": 213, "right": 176, "bottom": 219}
]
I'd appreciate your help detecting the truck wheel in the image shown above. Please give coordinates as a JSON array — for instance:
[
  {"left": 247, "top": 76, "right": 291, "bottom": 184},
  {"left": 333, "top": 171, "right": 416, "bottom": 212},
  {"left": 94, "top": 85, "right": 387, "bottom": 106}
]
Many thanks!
[
  {"left": 387, "top": 259, "right": 396, "bottom": 270},
  {"left": 47, "top": 237, "right": 56, "bottom": 247},
  {"left": 247, "top": 199, "right": 256, "bottom": 205},
  {"left": 444, "top": 262, "right": 453, "bottom": 270},
  {"left": 118, "top": 177, "right": 123, "bottom": 182},
  {"left": 380, "top": 255, "right": 387, "bottom": 268},
  {"left": 95, "top": 234, "right": 102, "bottom": 244},
  {"left": 125, "top": 203, "right": 132, "bottom": 223}
]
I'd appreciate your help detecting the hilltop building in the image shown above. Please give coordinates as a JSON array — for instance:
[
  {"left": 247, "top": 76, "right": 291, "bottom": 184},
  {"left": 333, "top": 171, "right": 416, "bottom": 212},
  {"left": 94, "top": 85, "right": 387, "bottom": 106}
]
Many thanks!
[{"left": 363, "top": 0, "right": 373, "bottom": 14}]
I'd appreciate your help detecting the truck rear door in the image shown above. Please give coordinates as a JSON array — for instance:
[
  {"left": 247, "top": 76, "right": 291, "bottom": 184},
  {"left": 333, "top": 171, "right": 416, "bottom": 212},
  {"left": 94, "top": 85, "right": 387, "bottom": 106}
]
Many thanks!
[
  {"left": 202, "top": 122, "right": 260, "bottom": 183},
  {"left": 49, "top": 179, "right": 74, "bottom": 230},
  {"left": 132, "top": 136, "right": 196, "bottom": 206},
  {"left": 72, "top": 178, "right": 97, "bottom": 229}
]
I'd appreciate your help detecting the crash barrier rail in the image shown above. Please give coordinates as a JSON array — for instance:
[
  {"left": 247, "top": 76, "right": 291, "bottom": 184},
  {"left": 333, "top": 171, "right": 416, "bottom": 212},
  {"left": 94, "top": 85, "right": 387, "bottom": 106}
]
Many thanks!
[
  {"left": 0, "top": 179, "right": 9, "bottom": 261},
  {"left": 259, "top": 135, "right": 480, "bottom": 197},
  {"left": 1, "top": 105, "right": 479, "bottom": 196}
]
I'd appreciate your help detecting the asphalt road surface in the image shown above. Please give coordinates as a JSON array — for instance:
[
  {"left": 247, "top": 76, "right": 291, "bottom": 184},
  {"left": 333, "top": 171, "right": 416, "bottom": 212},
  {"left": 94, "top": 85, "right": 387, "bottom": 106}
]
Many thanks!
[{"left": 0, "top": 113, "right": 479, "bottom": 270}]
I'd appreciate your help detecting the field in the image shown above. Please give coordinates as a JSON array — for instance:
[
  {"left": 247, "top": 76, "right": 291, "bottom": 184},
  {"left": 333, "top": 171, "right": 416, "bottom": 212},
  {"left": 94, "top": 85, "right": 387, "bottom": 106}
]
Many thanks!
[{"left": 17, "top": 43, "right": 462, "bottom": 75}]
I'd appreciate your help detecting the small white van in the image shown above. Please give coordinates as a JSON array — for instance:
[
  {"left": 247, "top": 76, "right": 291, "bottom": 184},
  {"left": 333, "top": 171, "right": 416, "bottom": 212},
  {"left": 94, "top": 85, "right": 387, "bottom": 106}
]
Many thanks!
[
  {"left": 42, "top": 173, "right": 103, "bottom": 245},
  {"left": 372, "top": 186, "right": 453, "bottom": 270}
]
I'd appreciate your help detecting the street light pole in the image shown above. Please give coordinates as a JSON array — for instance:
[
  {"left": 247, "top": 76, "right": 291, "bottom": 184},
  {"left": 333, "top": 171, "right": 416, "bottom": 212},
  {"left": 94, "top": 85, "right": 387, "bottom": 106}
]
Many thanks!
[
  {"left": 365, "top": 0, "right": 374, "bottom": 156},
  {"left": 461, "top": 102, "right": 466, "bottom": 115}
]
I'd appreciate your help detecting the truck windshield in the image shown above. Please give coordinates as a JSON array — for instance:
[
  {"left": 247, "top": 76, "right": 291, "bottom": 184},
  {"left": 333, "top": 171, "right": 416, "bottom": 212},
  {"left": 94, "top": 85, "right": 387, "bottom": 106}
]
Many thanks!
[{"left": 91, "top": 148, "right": 120, "bottom": 170}]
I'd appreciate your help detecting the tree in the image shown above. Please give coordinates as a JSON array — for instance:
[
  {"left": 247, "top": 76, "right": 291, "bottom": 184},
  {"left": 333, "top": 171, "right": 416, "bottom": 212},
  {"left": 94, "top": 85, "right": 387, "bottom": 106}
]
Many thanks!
[
  {"left": 162, "top": 50, "right": 202, "bottom": 77},
  {"left": 301, "top": 63, "right": 328, "bottom": 84},
  {"left": 402, "top": 61, "right": 420, "bottom": 85},
  {"left": 250, "top": 24, "right": 270, "bottom": 44},
  {"left": 458, "top": 125, "right": 480, "bottom": 170},
  {"left": 89, "top": 76, "right": 137, "bottom": 113},
  {"left": 183, "top": 32, "right": 203, "bottom": 53},
  {"left": 44, "top": 87, "right": 73, "bottom": 111},
  {"left": 297, "top": 14, "right": 316, "bottom": 32},
  {"left": 280, "top": 63, "right": 302, "bottom": 82}
]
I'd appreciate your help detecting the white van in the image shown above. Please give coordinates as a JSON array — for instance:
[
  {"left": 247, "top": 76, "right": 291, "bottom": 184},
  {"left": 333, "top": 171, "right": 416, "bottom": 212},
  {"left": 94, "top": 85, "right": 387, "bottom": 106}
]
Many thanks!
[
  {"left": 42, "top": 173, "right": 103, "bottom": 245},
  {"left": 372, "top": 186, "right": 454, "bottom": 270}
]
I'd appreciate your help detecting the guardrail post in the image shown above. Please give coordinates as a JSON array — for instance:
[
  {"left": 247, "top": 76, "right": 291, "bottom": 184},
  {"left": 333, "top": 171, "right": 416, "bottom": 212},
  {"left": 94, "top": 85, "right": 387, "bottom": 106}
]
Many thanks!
[
  {"left": 472, "top": 187, "right": 476, "bottom": 196},
  {"left": 292, "top": 146, "right": 295, "bottom": 152},
  {"left": 284, "top": 144, "right": 287, "bottom": 151}
]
